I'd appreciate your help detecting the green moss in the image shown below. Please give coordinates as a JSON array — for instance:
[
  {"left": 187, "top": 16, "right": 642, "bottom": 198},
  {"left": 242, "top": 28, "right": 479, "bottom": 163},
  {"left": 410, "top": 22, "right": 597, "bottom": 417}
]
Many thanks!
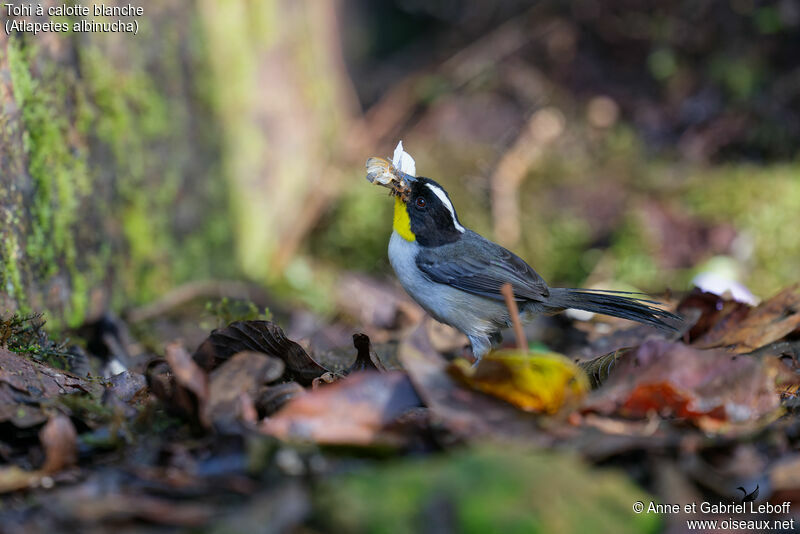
[
  {"left": 308, "top": 184, "right": 393, "bottom": 273},
  {"left": 2, "top": 21, "right": 234, "bottom": 328},
  {"left": 6, "top": 39, "right": 93, "bottom": 325},
  {"left": 77, "top": 45, "right": 173, "bottom": 304},
  {"left": 683, "top": 164, "right": 800, "bottom": 296},
  {"left": 2, "top": 231, "right": 26, "bottom": 311},
  {"left": 315, "top": 447, "right": 661, "bottom": 534},
  {"left": 75, "top": 25, "right": 234, "bottom": 306}
]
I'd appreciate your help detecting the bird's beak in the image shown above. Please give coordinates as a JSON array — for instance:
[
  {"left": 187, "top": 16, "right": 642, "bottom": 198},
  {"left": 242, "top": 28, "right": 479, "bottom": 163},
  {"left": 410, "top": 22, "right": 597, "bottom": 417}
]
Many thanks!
[{"left": 365, "top": 157, "right": 416, "bottom": 199}]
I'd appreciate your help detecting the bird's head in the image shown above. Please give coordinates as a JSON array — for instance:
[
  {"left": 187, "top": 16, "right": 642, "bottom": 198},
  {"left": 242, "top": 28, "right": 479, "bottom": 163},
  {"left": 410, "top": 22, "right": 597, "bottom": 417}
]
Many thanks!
[{"left": 366, "top": 143, "right": 465, "bottom": 247}]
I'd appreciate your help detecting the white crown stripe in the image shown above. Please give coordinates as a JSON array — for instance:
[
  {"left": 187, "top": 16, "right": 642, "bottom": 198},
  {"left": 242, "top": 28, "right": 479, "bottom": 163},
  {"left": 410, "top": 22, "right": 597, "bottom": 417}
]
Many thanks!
[{"left": 425, "top": 183, "right": 465, "bottom": 233}]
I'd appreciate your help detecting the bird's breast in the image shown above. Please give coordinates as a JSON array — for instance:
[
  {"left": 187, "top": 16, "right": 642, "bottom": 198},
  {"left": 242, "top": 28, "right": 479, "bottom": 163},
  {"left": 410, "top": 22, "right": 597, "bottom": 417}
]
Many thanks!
[{"left": 388, "top": 232, "right": 508, "bottom": 336}]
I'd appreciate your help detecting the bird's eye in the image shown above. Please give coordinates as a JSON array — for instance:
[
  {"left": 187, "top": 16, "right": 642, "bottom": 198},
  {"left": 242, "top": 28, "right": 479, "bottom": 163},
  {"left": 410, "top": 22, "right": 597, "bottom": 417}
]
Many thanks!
[{"left": 415, "top": 197, "right": 426, "bottom": 208}]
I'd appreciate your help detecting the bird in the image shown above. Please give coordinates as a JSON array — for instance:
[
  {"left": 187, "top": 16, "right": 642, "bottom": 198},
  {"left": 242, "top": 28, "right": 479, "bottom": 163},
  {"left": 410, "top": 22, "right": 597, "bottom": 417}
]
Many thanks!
[
  {"left": 737, "top": 485, "right": 759, "bottom": 502},
  {"left": 366, "top": 143, "right": 681, "bottom": 363}
]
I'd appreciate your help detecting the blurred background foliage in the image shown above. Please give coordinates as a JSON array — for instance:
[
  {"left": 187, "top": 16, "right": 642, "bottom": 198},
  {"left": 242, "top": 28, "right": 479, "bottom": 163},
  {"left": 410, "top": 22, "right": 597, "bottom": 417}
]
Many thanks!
[
  {"left": 2, "top": 0, "right": 799, "bottom": 325},
  {"left": 307, "top": 0, "right": 800, "bottom": 306}
]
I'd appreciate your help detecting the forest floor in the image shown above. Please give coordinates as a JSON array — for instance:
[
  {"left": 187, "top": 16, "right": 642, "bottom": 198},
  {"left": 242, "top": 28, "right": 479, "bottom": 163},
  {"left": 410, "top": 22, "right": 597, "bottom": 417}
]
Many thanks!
[{"left": 2, "top": 277, "right": 800, "bottom": 533}]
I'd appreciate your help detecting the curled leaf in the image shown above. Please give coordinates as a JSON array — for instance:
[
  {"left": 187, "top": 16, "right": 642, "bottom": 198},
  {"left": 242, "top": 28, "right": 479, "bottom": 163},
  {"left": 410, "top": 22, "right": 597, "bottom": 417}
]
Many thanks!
[
  {"left": 261, "top": 371, "right": 421, "bottom": 446},
  {"left": 204, "top": 351, "right": 285, "bottom": 431},
  {"left": 450, "top": 350, "right": 589, "bottom": 414},
  {"left": 690, "top": 285, "right": 800, "bottom": 353},
  {"left": 40, "top": 414, "right": 78, "bottom": 473},
  {"left": 578, "top": 348, "right": 632, "bottom": 389},
  {"left": 193, "top": 321, "right": 328, "bottom": 385},
  {"left": 583, "top": 339, "right": 794, "bottom": 431},
  {"left": 256, "top": 382, "right": 305, "bottom": 416},
  {"left": 348, "top": 333, "right": 386, "bottom": 373}
]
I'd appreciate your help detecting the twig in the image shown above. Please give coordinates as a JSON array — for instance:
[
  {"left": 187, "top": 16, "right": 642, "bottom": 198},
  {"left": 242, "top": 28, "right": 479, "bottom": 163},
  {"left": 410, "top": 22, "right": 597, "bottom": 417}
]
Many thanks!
[
  {"left": 501, "top": 283, "right": 527, "bottom": 352},
  {"left": 126, "top": 280, "right": 271, "bottom": 323}
]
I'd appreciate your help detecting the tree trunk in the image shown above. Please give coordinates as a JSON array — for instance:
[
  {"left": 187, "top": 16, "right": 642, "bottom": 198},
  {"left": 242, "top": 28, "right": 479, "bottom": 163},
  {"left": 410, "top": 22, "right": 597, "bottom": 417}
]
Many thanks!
[
  {"left": 0, "top": 1, "right": 233, "bottom": 328},
  {"left": 0, "top": 1, "right": 357, "bottom": 328}
]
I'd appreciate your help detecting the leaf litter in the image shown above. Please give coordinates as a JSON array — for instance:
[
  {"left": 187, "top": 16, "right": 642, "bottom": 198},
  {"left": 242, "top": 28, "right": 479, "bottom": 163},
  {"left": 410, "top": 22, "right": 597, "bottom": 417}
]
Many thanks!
[{"left": 4, "top": 281, "right": 800, "bottom": 532}]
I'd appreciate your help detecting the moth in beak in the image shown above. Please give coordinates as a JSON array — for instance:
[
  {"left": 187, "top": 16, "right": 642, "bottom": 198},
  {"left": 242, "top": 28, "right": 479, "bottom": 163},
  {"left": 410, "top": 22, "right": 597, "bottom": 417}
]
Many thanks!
[{"left": 365, "top": 141, "right": 417, "bottom": 201}]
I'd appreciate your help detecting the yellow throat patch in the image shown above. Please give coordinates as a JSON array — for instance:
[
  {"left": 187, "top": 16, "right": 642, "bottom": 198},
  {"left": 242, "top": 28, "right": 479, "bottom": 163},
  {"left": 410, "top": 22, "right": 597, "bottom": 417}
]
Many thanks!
[{"left": 393, "top": 196, "right": 415, "bottom": 241}]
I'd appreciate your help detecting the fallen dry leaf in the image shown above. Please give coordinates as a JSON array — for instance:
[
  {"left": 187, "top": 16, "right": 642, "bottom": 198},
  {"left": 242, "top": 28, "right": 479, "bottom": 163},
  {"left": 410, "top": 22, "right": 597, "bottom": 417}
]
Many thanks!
[
  {"left": 677, "top": 288, "right": 752, "bottom": 343},
  {"left": 348, "top": 333, "right": 386, "bottom": 372},
  {"left": 449, "top": 349, "right": 588, "bottom": 414},
  {"left": 193, "top": 321, "right": 328, "bottom": 385},
  {"left": 0, "top": 382, "right": 48, "bottom": 427},
  {"left": 261, "top": 371, "right": 421, "bottom": 446},
  {"left": 204, "top": 351, "right": 284, "bottom": 431},
  {"left": 155, "top": 343, "right": 210, "bottom": 426},
  {"left": 583, "top": 339, "right": 792, "bottom": 431},
  {"left": 166, "top": 343, "right": 208, "bottom": 402},
  {"left": 311, "top": 371, "right": 339, "bottom": 388},
  {"left": 0, "top": 348, "right": 90, "bottom": 399},
  {"left": 398, "top": 321, "right": 548, "bottom": 444},
  {"left": 40, "top": 414, "right": 78, "bottom": 473},
  {"left": 691, "top": 285, "right": 800, "bottom": 353},
  {"left": 0, "top": 415, "right": 78, "bottom": 493},
  {"left": 255, "top": 382, "right": 305, "bottom": 416},
  {"left": 0, "top": 349, "right": 98, "bottom": 430}
]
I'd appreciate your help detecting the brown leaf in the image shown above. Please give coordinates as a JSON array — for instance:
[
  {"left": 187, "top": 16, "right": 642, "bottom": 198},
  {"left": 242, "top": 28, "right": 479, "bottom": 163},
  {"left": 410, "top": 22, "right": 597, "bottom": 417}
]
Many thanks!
[
  {"left": 311, "top": 371, "right": 339, "bottom": 388},
  {"left": 104, "top": 370, "right": 147, "bottom": 403},
  {"left": 165, "top": 343, "right": 209, "bottom": 403},
  {"left": 348, "top": 333, "right": 386, "bottom": 373},
  {"left": 193, "top": 321, "right": 328, "bottom": 385},
  {"left": 40, "top": 414, "right": 78, "bottom": 473},
  {"left": 261, "top": 371, "right": 421, "bottom": 446},
  {"left": 0, "top": 382, "right": 48, "bottom": 427},
  {"left": 691, "top": 285, "right": 800, "bottom": 353},
  {"left": 398, "top": 322, "right": 548, "bottom": 444},
  {"left": 158, "top": 344, "right": 209, "bottom": 426},
  {"left": 204, "top": 351, "right": 284, "bottom": 431},
  {"left": 0, "top": 349, "right": 96, "bottom": 429},
  {"left": 0, "top": 415, "right": 79, "bottom": 493},
  {"left": 0, "top": 348, "right": 89, "bottom": 399},
  {"left": 255, "top": 382, "right": 305, "bottom": 416},
  {"left": 677, "top": 288, "right": 752, "bottom": 343},
  {"left": 583, "top": 339, "right": 790, "bottom": 431}
]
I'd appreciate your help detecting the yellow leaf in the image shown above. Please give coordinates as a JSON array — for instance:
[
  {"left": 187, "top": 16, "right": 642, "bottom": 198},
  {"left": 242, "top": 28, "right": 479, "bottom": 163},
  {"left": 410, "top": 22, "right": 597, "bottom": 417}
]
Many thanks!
[{"left": 449, "top": 350, "right": 589, "bottom": 414}]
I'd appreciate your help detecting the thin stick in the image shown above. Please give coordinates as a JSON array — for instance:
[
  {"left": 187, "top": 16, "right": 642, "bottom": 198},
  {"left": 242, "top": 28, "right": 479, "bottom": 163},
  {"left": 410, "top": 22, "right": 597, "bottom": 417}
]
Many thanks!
[{"left": 501, "top": 283, "right": 527, "bottom": 352}]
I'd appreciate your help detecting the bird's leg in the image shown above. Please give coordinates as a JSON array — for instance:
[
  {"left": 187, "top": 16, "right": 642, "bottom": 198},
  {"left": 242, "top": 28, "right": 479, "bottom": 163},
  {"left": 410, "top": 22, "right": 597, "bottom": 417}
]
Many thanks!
[{"left": 468, "top": 335, "right": 492, "bottom": 366}]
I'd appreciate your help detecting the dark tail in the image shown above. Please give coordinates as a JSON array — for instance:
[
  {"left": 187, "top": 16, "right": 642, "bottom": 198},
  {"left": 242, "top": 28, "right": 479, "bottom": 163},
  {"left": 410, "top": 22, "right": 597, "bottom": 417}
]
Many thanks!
[{"left": 548, "top": 288, "right": 682, "bottom": 332}]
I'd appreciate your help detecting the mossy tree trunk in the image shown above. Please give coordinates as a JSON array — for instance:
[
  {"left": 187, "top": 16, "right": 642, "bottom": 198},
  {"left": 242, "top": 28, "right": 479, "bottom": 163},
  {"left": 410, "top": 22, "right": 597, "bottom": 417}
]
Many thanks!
[
  {"left": 0, "top": 2, "right": 234, "bottom": 329},
  {"left": 1, "top": 1, "right": 359, "bottom": 328}
]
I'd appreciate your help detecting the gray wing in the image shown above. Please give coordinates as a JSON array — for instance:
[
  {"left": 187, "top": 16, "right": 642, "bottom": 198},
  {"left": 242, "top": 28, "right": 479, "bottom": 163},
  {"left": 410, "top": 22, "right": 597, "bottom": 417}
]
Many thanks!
[{"left": 415, "top": 231, "right": 549, "bottom": 302}]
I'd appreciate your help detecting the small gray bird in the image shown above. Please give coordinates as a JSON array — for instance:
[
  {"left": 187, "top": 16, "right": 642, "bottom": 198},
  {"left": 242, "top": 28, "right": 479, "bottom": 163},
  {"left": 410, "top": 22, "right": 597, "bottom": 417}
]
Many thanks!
[{"left": 366, "top": 154, "right": 680, "bottom": 362}]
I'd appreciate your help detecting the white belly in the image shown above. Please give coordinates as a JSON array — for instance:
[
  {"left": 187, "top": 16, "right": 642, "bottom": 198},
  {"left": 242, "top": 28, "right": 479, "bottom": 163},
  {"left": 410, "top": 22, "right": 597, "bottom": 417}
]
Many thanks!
[{"left": 388, "top": 232, "right": 505, "bottom": 338}]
